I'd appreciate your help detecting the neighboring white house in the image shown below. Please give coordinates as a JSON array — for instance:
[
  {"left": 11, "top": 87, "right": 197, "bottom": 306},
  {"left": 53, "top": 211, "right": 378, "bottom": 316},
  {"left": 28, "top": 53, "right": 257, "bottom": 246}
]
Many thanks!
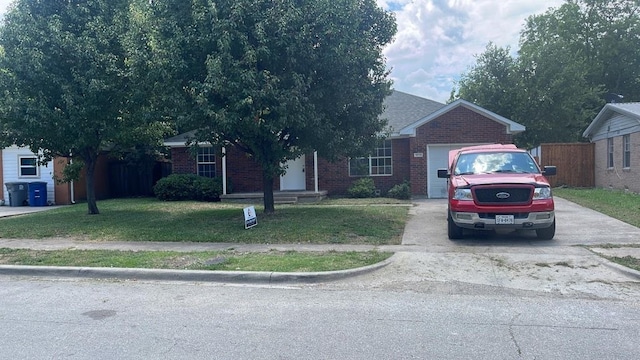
[
  {"left": 1, "top": 145, "right": 56, "bottom": 205},
  {"left": 583, "top": 102, "right": 640, "bottom": 193}
]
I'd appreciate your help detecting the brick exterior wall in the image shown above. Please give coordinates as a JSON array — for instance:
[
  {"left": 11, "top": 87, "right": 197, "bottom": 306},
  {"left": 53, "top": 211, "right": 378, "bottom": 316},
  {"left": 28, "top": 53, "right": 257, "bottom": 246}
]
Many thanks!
[
  {"left": 168, "top": 107, "right": 515, "bottom": 197},
  {"left": 170, "top": 146, "right": 279, "bottom": 193},
  {"left": 409, "top": 107, "right": 514, "bottom": 196},
  {"left": 594, "top": 132, "right": 640, "bottom": 193},
  {"left": 170, "top": 148, "right": 197, "bottom": 174},
  {"left": 316, "top": 138, "right": 411, "bottom": 195}
]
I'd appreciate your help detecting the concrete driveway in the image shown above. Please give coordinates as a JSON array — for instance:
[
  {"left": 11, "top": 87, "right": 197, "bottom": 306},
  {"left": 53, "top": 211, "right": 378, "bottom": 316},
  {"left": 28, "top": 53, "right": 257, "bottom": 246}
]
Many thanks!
[
  {"left": 335, "top": 197, "right": 640, "bottom": 300},
  {"left": 402, "top": 197, "right": 640, "bottom": 248},
  {"left": 0, "top": 205, "right": 60, "bottom": 218}
]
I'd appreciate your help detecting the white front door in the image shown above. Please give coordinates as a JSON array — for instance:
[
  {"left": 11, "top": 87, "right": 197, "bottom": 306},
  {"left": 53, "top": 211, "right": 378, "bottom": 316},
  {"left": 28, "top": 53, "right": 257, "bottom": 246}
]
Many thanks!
[{"left": 280, "top": 155, "right": 306, "bottom": 190}]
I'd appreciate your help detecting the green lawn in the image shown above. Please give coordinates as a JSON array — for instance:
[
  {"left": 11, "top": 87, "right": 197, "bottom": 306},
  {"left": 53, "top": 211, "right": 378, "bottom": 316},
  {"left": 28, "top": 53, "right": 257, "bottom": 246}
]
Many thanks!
[
  {"left": 0, "top": 248, "right": 391, "bottom": 272},
  {"left": 0, "top": 198, "right": 408, "bottom": 245},
  {"left": 0, "top": 198, "right": 406, "bottom": 271}
]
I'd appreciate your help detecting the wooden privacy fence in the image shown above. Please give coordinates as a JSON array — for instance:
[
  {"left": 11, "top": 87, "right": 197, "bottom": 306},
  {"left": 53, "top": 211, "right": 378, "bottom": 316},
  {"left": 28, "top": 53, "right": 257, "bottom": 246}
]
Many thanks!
[{"left": 537, "top": 143, "right": 595, "bottom": 188}]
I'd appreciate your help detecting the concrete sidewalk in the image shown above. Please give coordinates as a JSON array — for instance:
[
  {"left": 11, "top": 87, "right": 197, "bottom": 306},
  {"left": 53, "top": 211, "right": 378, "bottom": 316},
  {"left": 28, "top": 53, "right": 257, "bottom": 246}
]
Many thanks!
[{"left": 1, "top": 200, "right": 639, "bottom": 284}]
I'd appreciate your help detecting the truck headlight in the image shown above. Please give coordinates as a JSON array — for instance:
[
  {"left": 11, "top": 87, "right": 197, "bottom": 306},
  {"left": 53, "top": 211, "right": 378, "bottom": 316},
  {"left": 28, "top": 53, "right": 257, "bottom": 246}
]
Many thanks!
[
  {"left": 533, "top": 187, "right": 552, "bottom": 200},
  {"left": 453, "top": 188, "right": 473, "bottom": 201}
]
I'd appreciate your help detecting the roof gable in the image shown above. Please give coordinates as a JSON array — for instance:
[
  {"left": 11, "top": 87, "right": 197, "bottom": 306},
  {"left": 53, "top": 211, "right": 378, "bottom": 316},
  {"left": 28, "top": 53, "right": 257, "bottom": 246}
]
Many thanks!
[
  {"left": 383, "top": 91, "right": 446, "bottom": 135},
  {"left": 397, "top": 99, "right": 525, "bottom": 137},
  {"left": 583, "top": 102, "right": 640, "bottom": 140}
]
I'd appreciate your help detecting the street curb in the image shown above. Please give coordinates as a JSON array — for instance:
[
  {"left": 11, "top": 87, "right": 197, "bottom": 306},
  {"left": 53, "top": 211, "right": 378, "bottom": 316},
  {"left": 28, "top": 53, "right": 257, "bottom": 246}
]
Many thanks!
[
  {"left": 0, "top": 256, "right": 394, "bottom": 284},
  {"left": 587, "top": 248, "right": 640, "bottom": 280},
  {"left": 597, "top": 258, "right": 640, "bottom": 280}
]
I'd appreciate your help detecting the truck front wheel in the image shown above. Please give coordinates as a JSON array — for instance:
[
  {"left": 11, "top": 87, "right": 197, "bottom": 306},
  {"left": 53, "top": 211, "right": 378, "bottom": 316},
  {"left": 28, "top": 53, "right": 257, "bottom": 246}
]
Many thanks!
[
  {"left": 536, "top": 220, "right": 556, "bottom": 240},
  {"left": 448, "top": 215, "right": 463, "bottom": 240}
]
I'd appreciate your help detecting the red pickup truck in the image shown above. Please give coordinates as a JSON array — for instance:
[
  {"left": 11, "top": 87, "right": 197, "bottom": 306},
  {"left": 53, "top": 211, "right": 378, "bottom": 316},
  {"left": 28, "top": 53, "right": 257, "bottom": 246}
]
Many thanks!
[{"left": 437, "top": 144, "right": 557, "bottom": 240}]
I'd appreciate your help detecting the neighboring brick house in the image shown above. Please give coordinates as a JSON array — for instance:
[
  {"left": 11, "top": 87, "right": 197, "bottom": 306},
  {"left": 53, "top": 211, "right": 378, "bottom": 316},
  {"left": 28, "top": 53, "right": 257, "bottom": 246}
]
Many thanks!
[
  {"left": 583, "top": 102, "right": 640, "bottom": 193},
  {"left": 164, "top": 90, "right": 525, "bottom": 198}
]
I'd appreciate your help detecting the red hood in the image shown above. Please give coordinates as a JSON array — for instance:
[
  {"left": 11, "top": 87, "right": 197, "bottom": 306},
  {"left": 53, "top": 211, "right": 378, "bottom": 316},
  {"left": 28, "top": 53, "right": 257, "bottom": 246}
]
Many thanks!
[{"left": 451, "top": 173, "right": 551, "bottom": 187}]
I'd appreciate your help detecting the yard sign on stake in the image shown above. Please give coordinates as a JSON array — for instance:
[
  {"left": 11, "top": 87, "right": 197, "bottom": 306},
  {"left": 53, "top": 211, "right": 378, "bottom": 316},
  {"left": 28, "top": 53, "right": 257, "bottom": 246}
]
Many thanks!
[{"left": 243, "top": 206, "right": 257, "bottom": 229}]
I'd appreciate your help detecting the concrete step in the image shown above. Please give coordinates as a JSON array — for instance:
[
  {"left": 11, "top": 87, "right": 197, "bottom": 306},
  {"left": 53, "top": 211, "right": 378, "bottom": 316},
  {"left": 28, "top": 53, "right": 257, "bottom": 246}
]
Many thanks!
[{"left": 274, "top": 197, "right": 298, "bottom": 204}]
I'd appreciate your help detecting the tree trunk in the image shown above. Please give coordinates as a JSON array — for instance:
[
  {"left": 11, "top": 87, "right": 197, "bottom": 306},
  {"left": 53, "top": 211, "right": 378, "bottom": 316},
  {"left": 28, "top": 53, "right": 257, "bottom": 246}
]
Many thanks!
[
  {"left": 84, "top": 154, "right": 100, "bottom": 215},
  {"left": 262, "top": 170, "right": 275, "bottom": 214}
]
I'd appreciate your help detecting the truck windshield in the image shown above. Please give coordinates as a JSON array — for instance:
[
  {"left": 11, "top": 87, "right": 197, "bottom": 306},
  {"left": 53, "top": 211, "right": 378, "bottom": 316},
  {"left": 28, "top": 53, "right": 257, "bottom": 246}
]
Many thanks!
[{"left": 454, "top": 152, "right": 540, "bottom": 175}]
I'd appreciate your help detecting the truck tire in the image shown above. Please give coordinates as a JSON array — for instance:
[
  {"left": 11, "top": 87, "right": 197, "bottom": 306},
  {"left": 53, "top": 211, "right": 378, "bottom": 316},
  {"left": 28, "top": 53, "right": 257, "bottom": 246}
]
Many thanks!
[
  {"left": 536, "top": 220, "right": 555, "bottom": 240},
  {"left": 448, "top": 215, "right": 463, "bottom": 240}
]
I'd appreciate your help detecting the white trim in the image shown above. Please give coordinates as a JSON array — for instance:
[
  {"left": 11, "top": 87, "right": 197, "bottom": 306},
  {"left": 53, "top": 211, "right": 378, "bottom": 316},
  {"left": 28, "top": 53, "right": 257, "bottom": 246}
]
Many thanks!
[{"left": 18, "top": 155, "right": 40, "bottom": 178}]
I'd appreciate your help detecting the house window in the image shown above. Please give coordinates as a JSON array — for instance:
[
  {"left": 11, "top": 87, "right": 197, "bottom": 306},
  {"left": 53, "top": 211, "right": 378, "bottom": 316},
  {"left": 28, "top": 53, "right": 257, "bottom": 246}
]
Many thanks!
[
  {"left": 19, "top": 156, "right": 39, "bottom": 177},
  {"left": 349, "top": 139, "right": 392, "bottom": 176},
  {"left": 197, "top": 147, "right": 216, "bottom": 178},
  {"left": 607, "top": 138, "right": 614, "bottom": 168},
  {"left": 623, "top": 134, "right": 630, "bottom": 168}
]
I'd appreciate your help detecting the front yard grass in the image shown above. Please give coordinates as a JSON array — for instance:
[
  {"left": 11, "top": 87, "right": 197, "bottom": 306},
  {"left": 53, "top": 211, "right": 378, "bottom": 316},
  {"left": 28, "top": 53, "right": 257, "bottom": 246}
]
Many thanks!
[
  {"left": 0, "top": 248, "right": 391, "bottom": 272},
  {"left": 0, "top": 198, "right": 406, "bottom": 272},
  {"left": 0, "top": 198, "right": 408, "bottom": 245}
]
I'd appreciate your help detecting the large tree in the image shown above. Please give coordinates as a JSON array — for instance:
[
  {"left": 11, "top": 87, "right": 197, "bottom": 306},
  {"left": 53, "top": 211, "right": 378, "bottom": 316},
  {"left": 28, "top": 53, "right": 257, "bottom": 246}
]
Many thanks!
[
  {"left": 135, "top": 0, "right": 397, "bottom": 213},
  {"left": 0, "top": 0, "right": 165, "bottom": 214},
  {"left": 451, "top": 0, "right": 639, "bottom": 148},
  {"left": 450, "top": 43, "right": 521, "bottom": 121}
]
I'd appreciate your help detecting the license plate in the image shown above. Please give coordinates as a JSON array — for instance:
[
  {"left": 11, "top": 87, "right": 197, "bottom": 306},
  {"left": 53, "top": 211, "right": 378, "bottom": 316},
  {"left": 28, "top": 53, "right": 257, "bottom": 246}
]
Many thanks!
[{"left": 495, "top": 215, "right": 514, "bottom": 225}]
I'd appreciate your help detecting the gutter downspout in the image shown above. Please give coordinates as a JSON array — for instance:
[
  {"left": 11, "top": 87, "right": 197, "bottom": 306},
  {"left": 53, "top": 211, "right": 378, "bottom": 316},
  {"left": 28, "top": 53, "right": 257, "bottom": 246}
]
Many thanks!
[
  {"left": 222, "top": 146, "right": 227, "bottom": 195},
  {"left": 69, "top": 155, "right": 75, "bottom": 204},
  {"left": 314, "top": 151, "right": 318, "bottom": 193}
]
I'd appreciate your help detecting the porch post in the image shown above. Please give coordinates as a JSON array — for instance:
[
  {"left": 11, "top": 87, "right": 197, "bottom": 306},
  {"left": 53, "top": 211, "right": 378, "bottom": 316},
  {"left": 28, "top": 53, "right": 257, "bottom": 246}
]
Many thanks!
[
  {"left": 314, "top": 151, "right": 318, "bottom": 193},
  {"left": 222, "top": 146, "right": 227, "bottom": 195}
]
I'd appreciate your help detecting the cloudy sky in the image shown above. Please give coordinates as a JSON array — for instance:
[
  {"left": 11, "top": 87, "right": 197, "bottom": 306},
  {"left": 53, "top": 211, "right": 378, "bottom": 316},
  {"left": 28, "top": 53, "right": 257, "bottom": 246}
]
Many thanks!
[{"left": 0, "top": 0, "right": 565, "bottom": 102}]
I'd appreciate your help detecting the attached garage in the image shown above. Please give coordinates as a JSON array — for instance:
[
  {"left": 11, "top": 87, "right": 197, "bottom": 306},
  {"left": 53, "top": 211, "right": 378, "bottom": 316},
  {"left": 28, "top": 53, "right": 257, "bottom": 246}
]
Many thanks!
[{"left": 392, "top": 97, "right": 526, "bottom": 198}]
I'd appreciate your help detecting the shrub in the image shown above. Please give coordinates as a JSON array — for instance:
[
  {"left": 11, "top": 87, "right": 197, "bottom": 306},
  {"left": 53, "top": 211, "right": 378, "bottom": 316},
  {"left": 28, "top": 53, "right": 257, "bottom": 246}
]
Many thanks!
[
  {"left": 192, "top": 176, "right": 223, "bottom": 201},
  {"left": 347, "top": 178, "right": 377, "bottom": 198},
  {"left": 387, "top": 181, "right": 411, "bottom": 200},
  {"left": 153, "top": 174, "right": 222, "bottom": 201}
]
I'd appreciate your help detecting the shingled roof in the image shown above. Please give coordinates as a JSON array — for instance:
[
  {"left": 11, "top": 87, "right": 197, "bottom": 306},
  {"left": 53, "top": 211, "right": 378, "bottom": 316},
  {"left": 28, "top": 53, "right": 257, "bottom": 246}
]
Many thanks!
[{"left": 381, "top": 90, "right": 446, "bottom": 135}]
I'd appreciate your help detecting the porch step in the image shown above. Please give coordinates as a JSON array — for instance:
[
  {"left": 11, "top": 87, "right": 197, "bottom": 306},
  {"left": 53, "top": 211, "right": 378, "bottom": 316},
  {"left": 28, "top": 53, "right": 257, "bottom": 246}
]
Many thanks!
[
  {"left": 274, "top": 196, "right": 298, "bottom": 204},
  {"left": 220, "top": 190, "right": 327, "bottom": 204}
]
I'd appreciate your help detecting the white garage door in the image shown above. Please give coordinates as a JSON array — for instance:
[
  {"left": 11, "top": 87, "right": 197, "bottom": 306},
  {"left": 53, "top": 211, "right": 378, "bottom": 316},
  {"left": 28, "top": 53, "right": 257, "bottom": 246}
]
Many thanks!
[{"left": 427, "top": 144, "right": 484, "bottom": 198}]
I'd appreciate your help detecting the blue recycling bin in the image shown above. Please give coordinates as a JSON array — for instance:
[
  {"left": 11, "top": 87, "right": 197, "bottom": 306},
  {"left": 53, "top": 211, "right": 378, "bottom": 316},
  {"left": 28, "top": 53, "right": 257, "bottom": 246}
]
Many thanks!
[
  {"left": 5, "top": 182, "right": 28, "bottom": 206},
  {"left": 28, "top": 182, "right": 48, "bottom": 207}
]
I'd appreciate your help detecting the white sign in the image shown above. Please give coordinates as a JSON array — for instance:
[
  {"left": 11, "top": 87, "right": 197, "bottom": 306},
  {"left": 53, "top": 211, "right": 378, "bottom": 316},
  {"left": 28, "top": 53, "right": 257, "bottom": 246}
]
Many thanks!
[
  {"left": 243, "top": 206, "right": 258, "bottom": 229},
  {"left": 413, "top": 152, "right": 424, "bottom": 158}
]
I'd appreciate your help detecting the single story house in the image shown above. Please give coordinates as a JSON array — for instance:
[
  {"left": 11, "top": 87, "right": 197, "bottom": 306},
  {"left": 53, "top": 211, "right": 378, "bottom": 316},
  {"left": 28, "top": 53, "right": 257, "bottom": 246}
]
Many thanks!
[
  {"left": 583, "top": 102, "right": 640, "bottom": 193},
  {"left": 164, "top": 90, "right": 526, "bottom": 199}
]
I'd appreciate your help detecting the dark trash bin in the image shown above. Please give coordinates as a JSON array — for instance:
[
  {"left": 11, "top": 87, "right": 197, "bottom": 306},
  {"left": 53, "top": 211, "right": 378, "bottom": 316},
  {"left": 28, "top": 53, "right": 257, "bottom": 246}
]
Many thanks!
[
  {"left": 5, "top": 182, "right": 28, "bottom": 206},
  {"left": 28, "top": 182, "right": 48, "bottom": 207}
]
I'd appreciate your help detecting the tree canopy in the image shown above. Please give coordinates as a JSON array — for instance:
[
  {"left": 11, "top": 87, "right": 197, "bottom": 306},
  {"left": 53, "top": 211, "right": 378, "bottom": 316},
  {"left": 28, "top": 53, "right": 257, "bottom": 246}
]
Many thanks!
[
  {"left": 134, "top": 0, "right": 397, "bottom": 213},
  {"left": 451, "top": 0, "right": 640, "bottom": 149},
  {"left": 0, "top": 0, "right": 171, "bottom": 214}
]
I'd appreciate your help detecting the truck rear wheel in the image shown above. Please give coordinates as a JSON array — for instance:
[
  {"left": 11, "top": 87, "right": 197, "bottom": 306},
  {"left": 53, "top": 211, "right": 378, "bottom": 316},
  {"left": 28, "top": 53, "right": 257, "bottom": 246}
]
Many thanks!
[
  {"left": 536, "top": 220, "right": 556, "bottom": 240},
  {"left": 448, "top": 215, "right": 463, "bottom": 240}
]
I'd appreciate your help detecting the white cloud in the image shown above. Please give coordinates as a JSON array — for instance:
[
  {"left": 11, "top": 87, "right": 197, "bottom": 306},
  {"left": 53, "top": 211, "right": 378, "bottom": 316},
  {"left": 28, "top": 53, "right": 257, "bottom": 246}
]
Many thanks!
[
  {"left": 0, "top": 0, "right": 565, "bottom": 103},
  {"left": 380, "top": 0, "right": 565, "bottom": 102}
]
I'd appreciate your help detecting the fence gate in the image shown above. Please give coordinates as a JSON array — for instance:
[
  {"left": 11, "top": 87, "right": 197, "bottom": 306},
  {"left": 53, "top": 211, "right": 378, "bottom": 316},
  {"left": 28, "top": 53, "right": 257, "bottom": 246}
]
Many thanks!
[{"left": 539, "top": 143, "right": 594, "bottom": 188}]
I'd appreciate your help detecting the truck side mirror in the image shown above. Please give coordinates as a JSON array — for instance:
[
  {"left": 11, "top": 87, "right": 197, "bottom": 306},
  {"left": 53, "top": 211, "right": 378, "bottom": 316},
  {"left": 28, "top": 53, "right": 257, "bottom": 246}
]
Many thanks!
[
  {"left": 542, "top": 166, "right": 556, "bottom": 176},
  {"left": 437, "top": 169, "right": 449, "bottom": 178}
]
